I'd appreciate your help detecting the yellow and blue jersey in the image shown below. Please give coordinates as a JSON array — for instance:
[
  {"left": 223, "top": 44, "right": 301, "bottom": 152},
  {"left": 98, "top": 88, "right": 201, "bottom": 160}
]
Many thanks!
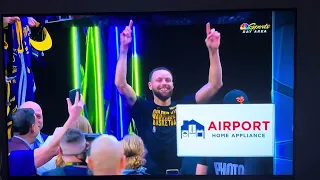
[
  {"left": 4, "top": 16, "right": 52, "bottom": 139},
  {"left": 10, "top": 17, "right": 36, "bottom": 109}
]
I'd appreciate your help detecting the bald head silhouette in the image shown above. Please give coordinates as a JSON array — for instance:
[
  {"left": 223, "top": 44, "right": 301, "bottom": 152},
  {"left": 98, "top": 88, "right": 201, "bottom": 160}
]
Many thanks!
[
  {"left": 88, "top": 135, "right": 126, "bottom": 175},
  {"left": 20, "top": 101, "right": 43, "bottom": 130}
]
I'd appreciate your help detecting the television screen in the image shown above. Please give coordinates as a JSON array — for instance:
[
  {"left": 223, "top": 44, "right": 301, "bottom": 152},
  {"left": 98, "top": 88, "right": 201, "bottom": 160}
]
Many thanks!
[{"left": 2, "top": 10, "right": 294, "bottom": 176}]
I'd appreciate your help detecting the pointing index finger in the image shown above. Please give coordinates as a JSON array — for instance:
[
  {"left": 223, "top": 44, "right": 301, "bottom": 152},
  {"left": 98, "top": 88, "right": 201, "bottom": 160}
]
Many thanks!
[
  {"left": 129, "top": 20, "right": 133, "bottom": 29},
  {"left": 206, "top": 22, "right": 211, "bottom": 35}
]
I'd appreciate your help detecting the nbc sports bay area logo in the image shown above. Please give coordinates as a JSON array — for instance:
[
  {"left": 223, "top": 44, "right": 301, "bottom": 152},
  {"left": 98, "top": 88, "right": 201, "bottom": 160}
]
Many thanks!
[
  {"left": 240, "top": 23, "right": 271, "bottom": 34},
  {"left": 181, "top": 119, "right": 270, "bottom": 139}
]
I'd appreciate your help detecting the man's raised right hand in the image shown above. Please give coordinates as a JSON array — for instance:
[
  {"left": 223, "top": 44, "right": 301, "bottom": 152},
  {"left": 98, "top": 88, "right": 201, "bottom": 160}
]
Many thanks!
[
  {"left": 66, "top": 91, "right": 84, "bottom": 122},
  {"left": 120, "top": 20, "right": 133, "bottom": 52}
]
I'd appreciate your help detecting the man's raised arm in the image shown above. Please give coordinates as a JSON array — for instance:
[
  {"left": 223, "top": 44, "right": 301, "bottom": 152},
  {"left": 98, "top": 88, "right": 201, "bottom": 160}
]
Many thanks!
[
  {"left": 115, "top": 20, "right": 137, "bottom": 107},
  {"left": 34, "top": 92, "right": 84, "bottom": 168},
  {"left": 196, "top": 23, "right": 223, "bottom": 104}
]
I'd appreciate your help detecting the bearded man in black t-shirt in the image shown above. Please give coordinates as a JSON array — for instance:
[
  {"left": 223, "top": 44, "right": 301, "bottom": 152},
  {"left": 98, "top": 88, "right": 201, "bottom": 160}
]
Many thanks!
[{"left": 115, "top": 20, "right": 223, "bottom": 175}]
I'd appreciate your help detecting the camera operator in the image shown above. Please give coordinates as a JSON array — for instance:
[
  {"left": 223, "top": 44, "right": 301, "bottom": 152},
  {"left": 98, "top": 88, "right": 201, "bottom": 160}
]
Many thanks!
[{"left": 42, "top": 128, "right": 89, "bottom": 176}]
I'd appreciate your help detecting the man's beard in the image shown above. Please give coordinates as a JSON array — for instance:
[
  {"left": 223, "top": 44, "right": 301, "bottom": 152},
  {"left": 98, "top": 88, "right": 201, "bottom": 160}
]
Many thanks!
[{"left": 153, "top": 89, "right": 173, "bottom": 102}]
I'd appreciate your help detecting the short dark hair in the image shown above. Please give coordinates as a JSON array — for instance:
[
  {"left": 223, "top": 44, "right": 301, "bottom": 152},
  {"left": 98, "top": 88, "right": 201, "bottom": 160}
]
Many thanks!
[
  {"left": 12, "top": 108, "right": 36, "bottom": 135},
  {"left": 60, "top": 128, "right": 86, "bottom": 154},
  {"left": 62, "top": 128, "right": 85, "bottom": 144},
  {"left": 148, "top": 67, "right": 173, "bottom": 81}
]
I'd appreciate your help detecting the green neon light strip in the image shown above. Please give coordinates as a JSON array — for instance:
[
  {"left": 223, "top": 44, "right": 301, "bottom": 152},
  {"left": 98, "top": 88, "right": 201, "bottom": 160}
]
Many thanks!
[
  {"left": 70, "top": 26, "right": 105, "bottom": 133},
  {"left": 85, "top": 28, "right": 95, "bottom": 128},
  {"left": 71, "top": 27, "right": 79, "bottom": 89},
  {"left": 88, "top": 27, "right": 99, "bottom": 132},
  {"left": 132, "top": 26, "right": 141, "bottom": 96},
  {"left": 71, "top": 26, "right": 85, "bottom": 117},
  {"left": 82, "top": 33, "right": 89, "bottom": 104},
  {"left": 93, "top": 26, "right": 105, "bottom": 134},
  {"left": 129, "top": 26, "right": 140, "bottom": 134},
  {"left": 131, "top": 53, "right": 134, "bottom": 94},
  {"left": 133, "top": 54, "right": 140, "bottom": 96}
]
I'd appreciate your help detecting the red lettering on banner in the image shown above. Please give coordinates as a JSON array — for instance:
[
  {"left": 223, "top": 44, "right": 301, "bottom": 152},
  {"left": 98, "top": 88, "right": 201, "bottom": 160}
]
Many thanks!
[
  {"left": 208, "top": 121, "right": 271, "bottom": 131},
  {"left": 208, "top": 121, "right": 217, "bottom": 130},
  {"left": 233, "top": 121, "right": 240, "bottom": 130},
  {"left": 242, "top": 121, "right": 251, "bottom": 130},
  {"left": 223, "top": 121, "right": 231, "bottom": 130},
  {"left": 262, "top": 121, "right": 270, "bottom": 130},
  {"left": 253, "top": 121, "right": 261, "bottom": 130}
]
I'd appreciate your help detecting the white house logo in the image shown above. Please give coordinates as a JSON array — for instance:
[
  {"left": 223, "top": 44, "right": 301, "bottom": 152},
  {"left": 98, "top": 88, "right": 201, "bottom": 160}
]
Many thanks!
[{"left": 181, "top": 120, "right": 205, "bottom": 139}]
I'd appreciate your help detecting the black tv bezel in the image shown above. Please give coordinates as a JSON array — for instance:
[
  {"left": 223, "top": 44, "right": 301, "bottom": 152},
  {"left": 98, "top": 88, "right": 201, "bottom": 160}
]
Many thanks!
[{"left": 0, "top": 0, "right": 318, "bottom": 179}]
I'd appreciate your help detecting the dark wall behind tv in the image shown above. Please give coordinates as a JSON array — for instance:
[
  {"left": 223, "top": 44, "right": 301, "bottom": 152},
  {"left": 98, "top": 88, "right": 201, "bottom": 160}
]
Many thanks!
[{"left": 0, "top": 0, "right": 319, "bottom": 178}]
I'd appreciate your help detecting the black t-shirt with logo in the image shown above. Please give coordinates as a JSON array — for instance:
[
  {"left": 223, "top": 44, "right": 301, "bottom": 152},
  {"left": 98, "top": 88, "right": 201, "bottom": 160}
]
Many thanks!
[{"left": 131, "top": 95, "right": 196, "bottom": 175}]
